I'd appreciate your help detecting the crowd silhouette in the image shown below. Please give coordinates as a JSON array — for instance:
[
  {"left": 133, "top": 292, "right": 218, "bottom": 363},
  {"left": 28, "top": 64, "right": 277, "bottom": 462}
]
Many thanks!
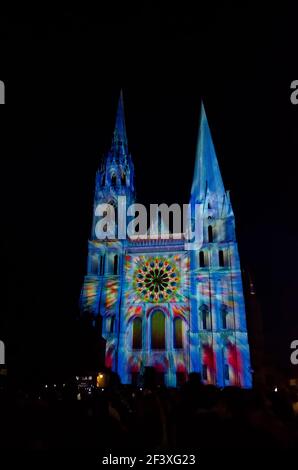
[{"left": 0, "top": 368, "right": 297, "bottom": 452}]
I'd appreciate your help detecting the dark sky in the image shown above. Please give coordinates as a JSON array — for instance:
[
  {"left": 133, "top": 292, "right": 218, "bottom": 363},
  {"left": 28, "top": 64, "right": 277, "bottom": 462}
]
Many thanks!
[{"left": 1, "top": 5, "right": 298, "bottom": 380}]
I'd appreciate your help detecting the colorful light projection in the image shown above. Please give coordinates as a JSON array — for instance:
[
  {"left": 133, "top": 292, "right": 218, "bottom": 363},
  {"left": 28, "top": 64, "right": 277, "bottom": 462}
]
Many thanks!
[
  {"left": 80, "top": 96, "right": 252, "bottom": 389},
  {"left": 151, "top": 309, "right": 166, "bottom": 349},
  {"left": 196, "top": 330, "right": 249, "bottom": 387},
  {"left": 116, "top": 293, "right": 191, "bottom": 387},
  {"left": 80, "top": 277, "right": 100, "bottom": 313},
  {"left": 221, "top": 333, "right": 246, "bottom": 386},
  {"left": 134, "top": 257, "right": 180, "bottom": 303},
  {"left": 125, "top": 254, "right": 190, "bottom": 305},
  {"left": 104, "top": 279, "right": 119, "bottom": 309},
  {"left": 226, "top": 340, "right": 242, "bottom": 385},
  {"left": 105, "top": 337, "right": 116, "bottom": 369}
]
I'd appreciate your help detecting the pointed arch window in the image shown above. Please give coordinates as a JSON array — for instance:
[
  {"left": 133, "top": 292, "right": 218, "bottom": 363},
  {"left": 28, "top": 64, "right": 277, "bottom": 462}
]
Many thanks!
[
  {"left": 219, "top": 250, "right": 224, "bottom": 267},
  {"left": 199, "top": 250, "right": 205, "bottom": 268},
  {"left": 199, "top": 304, "right": 210, "bottom": 330},
  {"left": 100, "top": 255, "right": 104, "bottom": 275},
  {"left": 221, "top": 304, "right": 228, "bottom": 329},
  {"left": 173, "top": 317, "right": 183, "bottom": 349},
  {"left": 132, "top": 317, "right": 142, "bottom": 349},
  {"left": 158, "top": 212, "right": 163, "bottom": 236},
  {"left": 111, "top": 174, "right": 117, "bottom": 187},
  {"left": 121, "top": 173, "right": 126, "bottom": 186},
  {"left": 208, "top": 225, "right": 213, "bottom": 243},
  {"left": 151, "top": 310, "right": 165, "bottom": 350},
  {"left": 113, "top": 255, "right": 118, "bottom": 275}
]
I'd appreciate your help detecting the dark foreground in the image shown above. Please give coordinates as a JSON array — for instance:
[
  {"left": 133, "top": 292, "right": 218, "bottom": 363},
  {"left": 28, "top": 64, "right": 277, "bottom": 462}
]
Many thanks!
[{"left": 0, "top": 372, "right": 297, "bottom": 458}]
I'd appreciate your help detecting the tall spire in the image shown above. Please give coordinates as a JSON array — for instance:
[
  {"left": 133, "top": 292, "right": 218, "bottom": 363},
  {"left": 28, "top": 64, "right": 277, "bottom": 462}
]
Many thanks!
[
  {"left": 191, "top": 102, "right": 225, "bottom": 203},
  {"left": 96, "top": 90, "right": 135, "bottom": 203},
  {"left": 111, "top": 89, "right": 128, "bottom": 152}
]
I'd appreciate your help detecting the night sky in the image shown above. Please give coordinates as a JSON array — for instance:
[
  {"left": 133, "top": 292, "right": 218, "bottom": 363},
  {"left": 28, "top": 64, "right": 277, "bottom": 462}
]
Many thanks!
[{"left": 1, "top": 5, "right": 298, "bottom": 381}]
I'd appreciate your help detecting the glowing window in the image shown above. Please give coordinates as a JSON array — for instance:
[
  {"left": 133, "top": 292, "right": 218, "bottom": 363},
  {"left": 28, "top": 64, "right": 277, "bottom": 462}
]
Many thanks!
[
  {"left": 151, "top": 310, "right": 165, "bottom": 350},
  {"left": 132, "top": 317, "right": 142, "bottom": 349},
  {"left": 173, "top": 317, "right": 183, "bottom": 349},
  {"left": 134, "top": 257, "right": 179, "bottom": 303}
]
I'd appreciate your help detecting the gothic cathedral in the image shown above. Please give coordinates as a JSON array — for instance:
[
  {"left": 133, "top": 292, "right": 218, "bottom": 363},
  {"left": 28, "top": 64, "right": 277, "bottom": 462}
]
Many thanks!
[{"left": 80, "top": 92, "right": 252, "bottom": 388}]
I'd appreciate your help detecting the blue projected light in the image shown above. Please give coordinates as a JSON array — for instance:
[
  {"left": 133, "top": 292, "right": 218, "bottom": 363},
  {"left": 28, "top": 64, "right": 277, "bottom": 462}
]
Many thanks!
[{"left": 80, "top": 92, "right": 252, "bottom": 389}]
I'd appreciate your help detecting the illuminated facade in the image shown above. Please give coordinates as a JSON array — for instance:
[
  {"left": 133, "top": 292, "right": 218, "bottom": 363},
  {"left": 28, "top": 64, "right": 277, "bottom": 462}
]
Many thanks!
[{"left": 80, "top": 92, "right": 252, "bottom": 388}]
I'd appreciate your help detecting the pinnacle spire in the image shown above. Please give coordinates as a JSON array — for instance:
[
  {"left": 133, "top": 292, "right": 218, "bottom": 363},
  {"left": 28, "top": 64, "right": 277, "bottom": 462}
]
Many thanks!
[
  {"left": 191, "top": 102, "right": 225, "bottom": 203},
  {"left": 112, "top": 89, "right": 128, "bottom": 151},
  {"left": 97, "top": 90, "right": 135, "bottom": 201}
]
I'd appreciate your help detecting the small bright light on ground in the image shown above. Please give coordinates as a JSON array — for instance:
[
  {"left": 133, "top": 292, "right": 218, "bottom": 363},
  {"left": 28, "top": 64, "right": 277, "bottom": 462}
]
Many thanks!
[
  {"left": 139, "top": 388, "right": 143, "bottom": 391},
  {"left": 99, "top": 374, "right": 104, "bottom": 379},
  {"left": 45, "top": 385, "right": 48, "bottom": 388},
  {"left": 274, "top": 387, "right": 278, "bottom": 392}
]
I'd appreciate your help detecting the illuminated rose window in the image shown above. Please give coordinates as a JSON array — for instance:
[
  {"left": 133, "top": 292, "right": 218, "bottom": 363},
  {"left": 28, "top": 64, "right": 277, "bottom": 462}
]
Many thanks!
[{"left": 134, "top": 258, "right": 179, "bottom": 302}]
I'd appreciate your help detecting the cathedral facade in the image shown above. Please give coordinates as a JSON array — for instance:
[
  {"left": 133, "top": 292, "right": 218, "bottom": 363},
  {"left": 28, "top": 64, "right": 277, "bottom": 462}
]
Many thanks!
[{"left": 80, "top": 92, "right": 252, "bottom": 388}]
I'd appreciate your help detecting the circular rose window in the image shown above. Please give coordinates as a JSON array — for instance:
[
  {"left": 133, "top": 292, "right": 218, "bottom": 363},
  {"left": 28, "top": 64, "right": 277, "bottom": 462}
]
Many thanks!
[{"left": 134, "top": 257, "right": 179, "bottom": 302}]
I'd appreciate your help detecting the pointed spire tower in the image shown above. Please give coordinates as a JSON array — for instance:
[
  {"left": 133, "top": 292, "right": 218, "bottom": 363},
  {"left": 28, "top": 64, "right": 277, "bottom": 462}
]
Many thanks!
[
  {"left": 111, "top": 89, "right": 128, "bottom": 158},
  {"left": 96, "top": 90, "right": 135, "bottom": 205},
  {"left": 190, "top": 102, "right": 233, "bottom": 217}
]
